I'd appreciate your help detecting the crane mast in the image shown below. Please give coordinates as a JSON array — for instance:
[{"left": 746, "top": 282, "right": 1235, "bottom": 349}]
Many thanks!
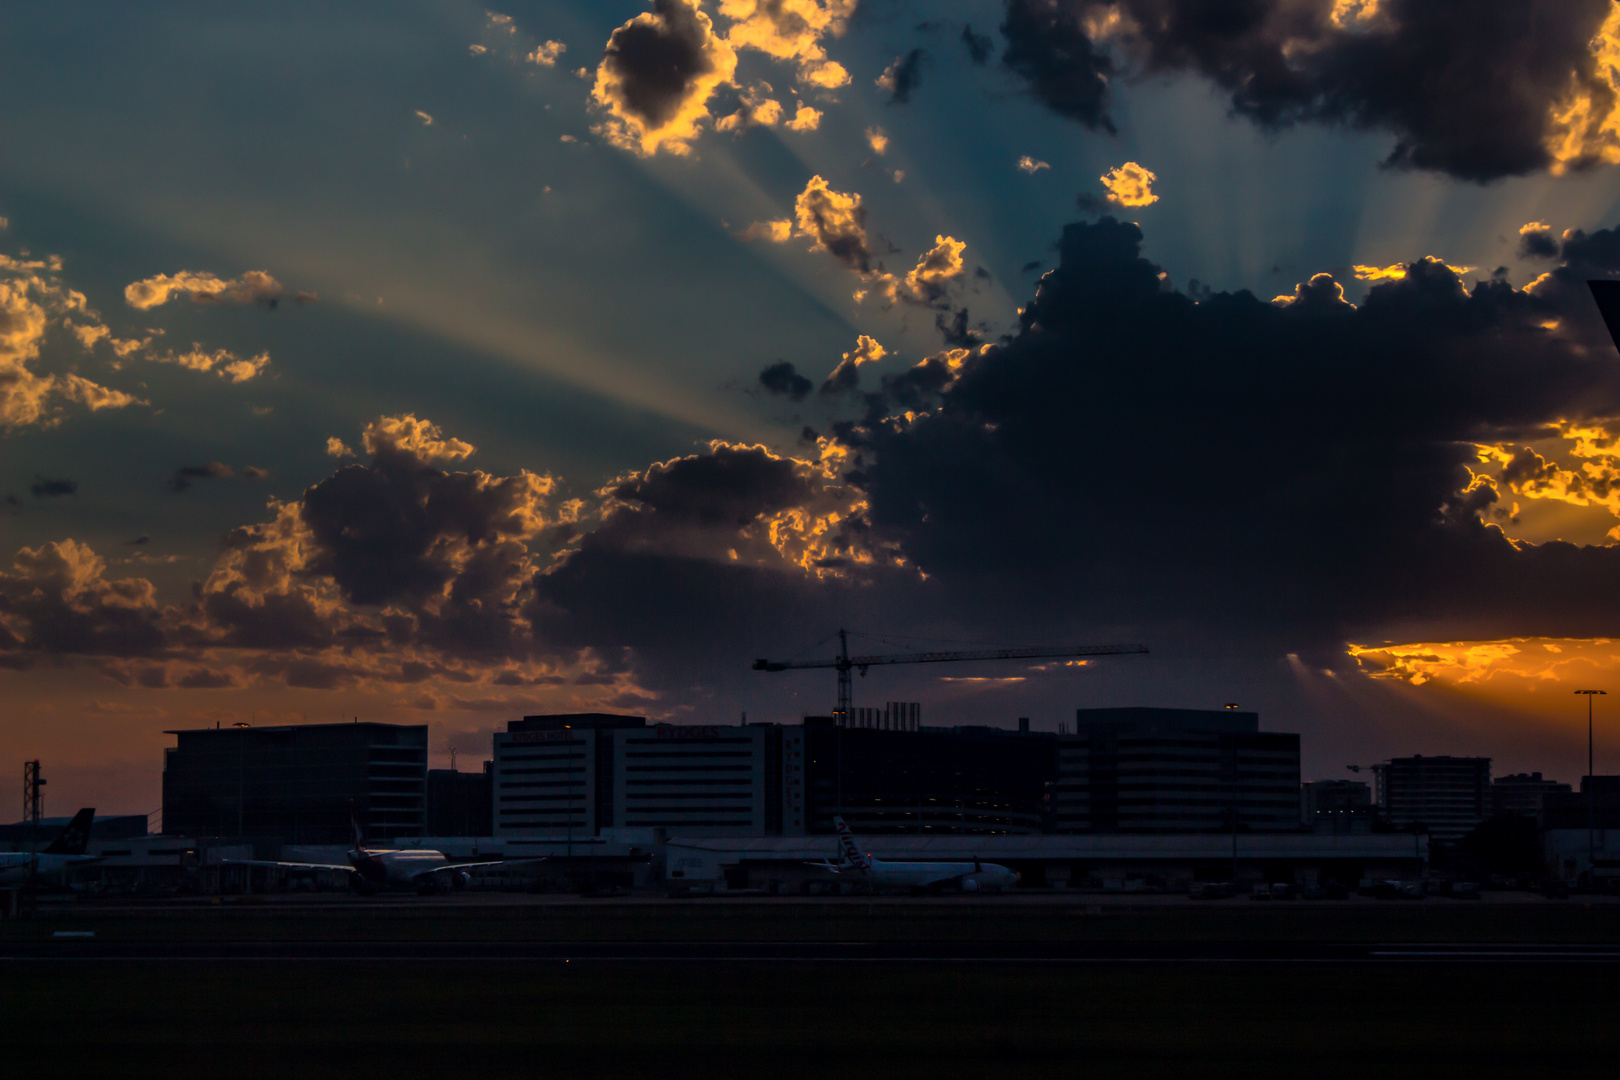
[{"left": 753, "top": 630, "right": 1148, "bottom": 725}]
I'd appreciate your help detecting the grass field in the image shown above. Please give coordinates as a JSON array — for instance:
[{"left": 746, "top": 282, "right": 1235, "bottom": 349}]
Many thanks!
[{"left": 6, "top": 960, "right": 1618, "bottom": 1078}]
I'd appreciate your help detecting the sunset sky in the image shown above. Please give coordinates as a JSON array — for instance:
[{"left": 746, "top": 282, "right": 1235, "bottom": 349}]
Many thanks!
[{"left": 6, "top": 0, "right": 1620, "bottom": 820}]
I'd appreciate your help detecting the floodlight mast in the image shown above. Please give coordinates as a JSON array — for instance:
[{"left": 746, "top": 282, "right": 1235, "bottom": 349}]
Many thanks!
[{"left": 753, "top": 630, "right": 1149, "bottom": 725}]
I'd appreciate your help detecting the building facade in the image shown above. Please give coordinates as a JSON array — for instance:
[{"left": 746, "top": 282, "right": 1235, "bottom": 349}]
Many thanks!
[
  {"left": 161, "top": 722, "right": 427, "bottom": 844},
  {"left": 802, "top": 719, "right": 1057, "bottom": 835},
  {"left": 1301, "top": 779, "right": 1373, "bottom": 831},
  {"left": 1373, "top": 755, "right": 1491, "bottom": 840},
  {"left": 426, "top": 764, "right": 494, "bottom": 837},
  {"left": 1054, "top": 708, "right": 1301, "bottom": 833},
  {"left": 1491, "top": 772, "right": 1571, "bottom": 818},
  {"left": 491, "top": 714, "right": 806, "bottom": 838}
]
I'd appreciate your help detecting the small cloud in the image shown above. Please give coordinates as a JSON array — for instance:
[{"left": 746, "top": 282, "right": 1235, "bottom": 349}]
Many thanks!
[
  {"left": 1017, "top": 155, "right": 1049, "bottom": 174},
  {"left": 325, "top": 437, "right": 356, "bottom": 458},
  {"left": 559, "top": 134, "right": 578, "bottom": 143},
  {"left": 1100, "top": 162, "right": 1158, "bottom": 207},
  {"left": 151, "top": 345, "right": 271, "bottom": 383},
  {"left": 875, "top": 49, "right": 926, "bottom": 103},
  {"left": 823, "top": 334, "right": 887, "bottom": 394},
  {"left": 785, "top": 104, "right": 822, "bottom": 132},
  {"left": 468, "top": 44, "right": 489, "bottom": 56},
  {"left": 415, "top": 110, "right": 434, "bottom": 126},
  {"left": 865, "top": 126, "right": 889, "bottom": 155},
  {"left": 168, "top": 462, "right": 235, "bottom": 494},
  {"left": 124, "top": 270, "right": 285, "bottom": 310},
  {"left": 739, "top": 219, "right": 793, "bottom": 243},
  {"left": 528, "top": 41, "right": 566, "bottom": 66},
  {"left": 126, "top": 535, "right": 149, "bottom": 546},
  {"left": 759, "top": 361, "right": 813, "bottom": 402},
  {"left": 30, "top": 475, "right": 76, "bottom": 498}
]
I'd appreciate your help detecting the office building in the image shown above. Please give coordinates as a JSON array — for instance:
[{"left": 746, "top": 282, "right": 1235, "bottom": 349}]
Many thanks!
[
  {"left": 1301, "top": 779, "right": 1373, "bottom": 831},
  {"left": 1491, "top": 772, "right": 1570, "bottom": 819},
  {"left": 162, "top": 722, "right": 427, "bottom": 844},
  {"left": 492, "top": 713, "right": 645, "bottom": 837},
  {"left": 1373, "top": 755, "right": 1491, "bottom": 840},
  {"left": 802, "top": 718, "right": 1056, "bottom": 835},
  {"left": 1055, "top": 708, "right": 1301, "bottom": 833},
  {"left": 426, "top": 763, "right": 493, "bottom": 837},
  {"left": 491, "top": 714, "right": 806, "bottom": 838}
]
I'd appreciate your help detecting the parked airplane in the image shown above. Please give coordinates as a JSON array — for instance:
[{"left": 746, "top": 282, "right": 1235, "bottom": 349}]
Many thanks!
[
  {"left": 824, "top": 816, "right": 1019, "bottom": 894},
  {"left": 221, "top": 820, "right": 545, "bottom": 894},
  {"left": 0, "top": 808, "right": 102, "bottom": 887}
]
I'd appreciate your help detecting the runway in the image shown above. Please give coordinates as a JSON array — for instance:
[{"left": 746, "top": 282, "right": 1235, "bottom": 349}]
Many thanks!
[{"left": 9, "top": 938, "right": 1620, "bottom": 963}]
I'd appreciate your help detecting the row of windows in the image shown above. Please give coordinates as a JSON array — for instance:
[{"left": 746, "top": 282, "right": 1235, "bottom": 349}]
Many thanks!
[
  {"left": 623, "top": 750, "right": 755, "bottom": 759},
  {"left": 625, "top": 764, "right": 755, "bottom": 773}
]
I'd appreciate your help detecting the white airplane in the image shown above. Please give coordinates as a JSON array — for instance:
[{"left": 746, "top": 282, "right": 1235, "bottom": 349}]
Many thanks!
[
  {"left": 221, "top": 819, "right": 544, "bottom": 894},
  {"left": 823, "top": 816, "right": 1019, "bottom": 894},
  {"left": 0, "top": 808, "right": 102, "bottom": 887}
]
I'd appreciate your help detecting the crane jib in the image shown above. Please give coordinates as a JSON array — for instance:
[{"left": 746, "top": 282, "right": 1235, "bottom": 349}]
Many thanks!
[{"left": 752, "top": 643, "right": 1148, "bottom": 671}]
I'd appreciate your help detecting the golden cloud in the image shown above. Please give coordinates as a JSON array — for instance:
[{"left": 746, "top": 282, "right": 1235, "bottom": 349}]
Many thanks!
[
  {"left": 1100, "top": 161, "right": 1158, "bottom": 207},
  {"left": 1349, "top": 637, "right": 1618, "bottom": 690},
  {"left": 902, "top": 235, "right": 967, "bottom": 303},
  {"left": 528, "top": 41, "right": 566, "bottom": 66},
  {"left": 719, "top": 0, "right": 855, "bottom": 89},
  {"left": 865, "top": 126, "right": 889, "bottom": 155},
  {"left": 153, "top": 345, "right": 271, "bottom": 383},
  {"left": 591, "top": 0, "right": 738, "bottom": 157},
  {"left": 716, "top": 82, "right": 784, "bottom": 133},
  {"left": 124, "top": 269, "right": 284, "bottom": 309},
  {"left": 1, "top": 253, "right": 142, "bottom": 428},
  {"left": 1352, "top": 257, "right": 1475, "bottom": 282},
  {"left": 1545, "top": 4, "right": 1620, "bottom": 175},
  {"left": 786, "top": 103, "right": 822, "bottom": 131},
  {"left": 1017, "top": 155, "right": 1050, "bottom": 173},
  {"left": 360, "top": 414, "right": 476, "bottom": 463}
]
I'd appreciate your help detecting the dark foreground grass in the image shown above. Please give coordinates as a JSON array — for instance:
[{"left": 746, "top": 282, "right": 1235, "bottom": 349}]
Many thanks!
[{"left": 7, "top": 961, "right": 1618, "bottom": 1079}]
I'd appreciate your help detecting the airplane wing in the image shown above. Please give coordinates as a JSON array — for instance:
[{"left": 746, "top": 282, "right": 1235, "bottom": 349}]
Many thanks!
[
  {"left": 214, "top": 859, "right": 356, "bottom": 873},
  {"left": 407, "top": 857, "right": 550, "bottom": 881}
]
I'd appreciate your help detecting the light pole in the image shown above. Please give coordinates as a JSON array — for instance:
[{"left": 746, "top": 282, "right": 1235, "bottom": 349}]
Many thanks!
[{"left": 1576, "top": 689, "right": 1605, "bottom": 885}]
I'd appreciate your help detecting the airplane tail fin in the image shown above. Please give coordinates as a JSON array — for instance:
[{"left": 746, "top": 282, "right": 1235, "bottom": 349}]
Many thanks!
[
  {"left": 350, "top": 811, "right": 366, "bottom": 853},
  {"left": 42, "top": 807, "right": 95, "bottom": 855},
  {"left": 833, "top": 815, "right": 870, "bottom": 876},
  {"left": 1590, "top": 280, "right": 1620, "bottom": 351}
]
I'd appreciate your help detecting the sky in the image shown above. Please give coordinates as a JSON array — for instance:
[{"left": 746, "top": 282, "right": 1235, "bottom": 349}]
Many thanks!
[{"left": 5, "top": 0, "right": 1620, "bottom": 820}]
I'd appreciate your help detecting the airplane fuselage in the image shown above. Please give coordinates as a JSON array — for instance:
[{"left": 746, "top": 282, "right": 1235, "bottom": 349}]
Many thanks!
[
  {"left": 348, "top": 848, "right": 461, "bottom": 888},
  {"left": 863, "top": 856, "right": 1018, "bottom": 892}
]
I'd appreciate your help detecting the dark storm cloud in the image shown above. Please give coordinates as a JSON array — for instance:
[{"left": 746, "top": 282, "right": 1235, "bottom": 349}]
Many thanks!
[
  {"left": 833, "top": 215, "right": 1620, "bottom": 648},
  {"left": 885, "top": 48, "right": 927, "bottom": 103},
  {"left": 759, "top": 361, "right": 814, "bottom": 401},
  {"left": 999, "top": 0, "right": 1116, "bottom": 132},
  {"left": 605, "top": 444, "right": 816, "bottom": 530},
  {"left": 599, "top": 0, "right": 719, "bottom": 128},
  {"left": 29, "top": 476, "right": 76, "bottom": 498},
  {"left": 997, "top": 0, "right": 1618, "bottom": 181}
]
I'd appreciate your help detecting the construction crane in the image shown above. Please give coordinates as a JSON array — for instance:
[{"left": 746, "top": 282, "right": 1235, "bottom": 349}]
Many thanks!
[{"left": 753, "top": 629, "right": 1148, "bottom": 724}]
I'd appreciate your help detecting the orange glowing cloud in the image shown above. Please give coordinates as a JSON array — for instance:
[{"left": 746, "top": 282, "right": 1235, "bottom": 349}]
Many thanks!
[
  {"left": 1100, "top": 162, "right": 1158, "bottom": 207},
  {"left": 1546, "top": 3, "right": 1620, "bottom": 175}
]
